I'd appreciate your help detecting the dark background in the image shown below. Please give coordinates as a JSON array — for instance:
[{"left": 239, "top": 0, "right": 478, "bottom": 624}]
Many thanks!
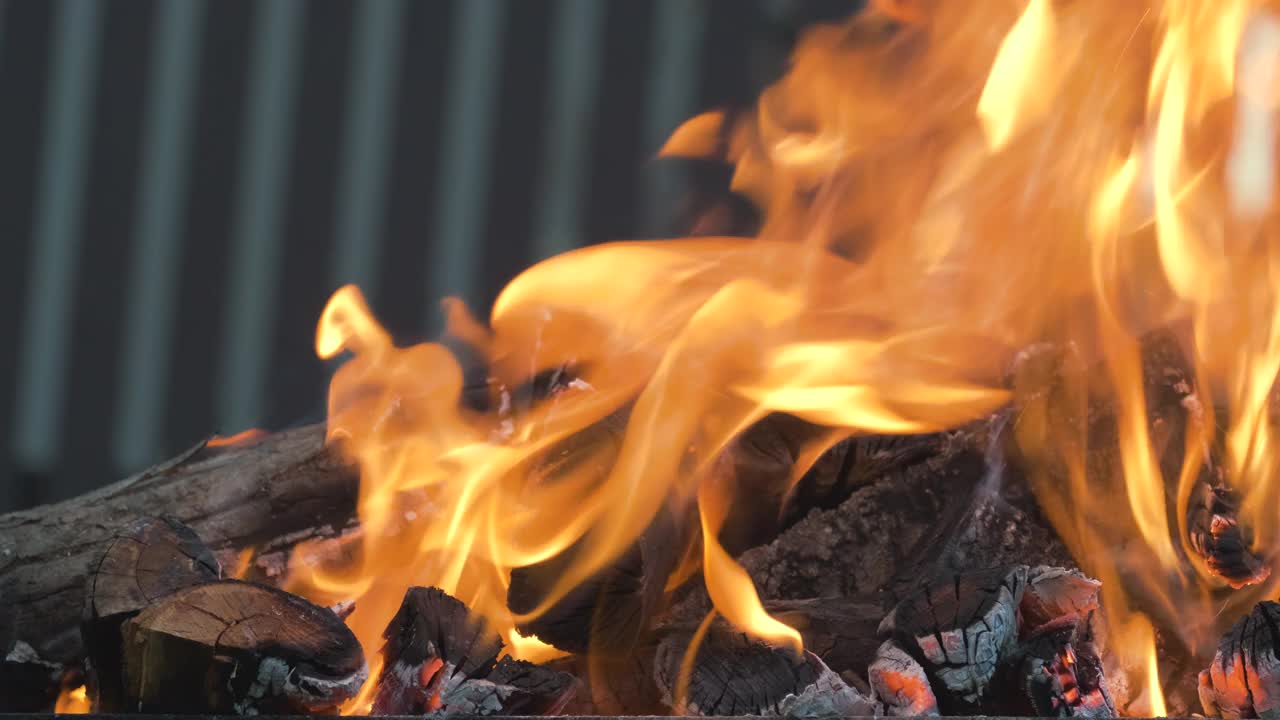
[{"left": 0, "top": 0, "right": 858, "bottom": 512}]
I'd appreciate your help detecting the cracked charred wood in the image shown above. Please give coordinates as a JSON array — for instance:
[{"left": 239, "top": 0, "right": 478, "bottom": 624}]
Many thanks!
[
  {"left": 371, "top": 586, "right": 577, "bottom": 716},
  {"left": 879, "top": 565, "right": 1026, "bottom": 709},
  {"left": 776, "top": 657, "right": 880, "bottom": 718},
  {"left": 1187, "top": 477, "right": 1270, "bottom": 589},
  {"left": 82, "top": 516, "right": 221, "bottom": 711},
  {"left": 876, "top": 564, "right": 1102, "bottom": 712},
  {"left": 120, "top": 579, "right": 367, "bottom": 714},
  {"left": 653, "top": 621, "right": 823, "bottom": 716},
  {"left": 0, "top": 423, "right": 358, "bottom": 667},
  {"left": 1198, "top": 600, "right": 1280, "bottom": 719},
  {"left": 999, "top": 618, "right": 1114, "bottom": 717}
]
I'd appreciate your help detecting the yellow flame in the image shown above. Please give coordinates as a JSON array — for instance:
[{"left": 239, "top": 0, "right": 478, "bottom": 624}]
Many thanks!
[
  {"left": 286, "top": 2, "right": 1280, "bottom": 715},
  {"left": 54, "top": 685, "right": 89, "bottom": 714}
]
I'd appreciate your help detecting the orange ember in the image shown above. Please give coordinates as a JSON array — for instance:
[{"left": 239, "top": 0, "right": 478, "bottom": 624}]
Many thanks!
[
  {"left": 287, "top": 1, "right": 1280, "bottom": 715},
  {"left": 206, "top": 427, "right": 267, "bottom": 448}
]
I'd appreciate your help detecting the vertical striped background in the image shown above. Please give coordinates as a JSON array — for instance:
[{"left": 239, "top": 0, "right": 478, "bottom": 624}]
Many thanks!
[{"left": 0, "top": 0, "right": 832, "bottom": 512}]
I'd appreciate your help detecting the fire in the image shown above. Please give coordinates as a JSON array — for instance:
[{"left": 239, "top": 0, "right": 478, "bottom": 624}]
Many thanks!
[
  {"left": 54, "top": 685, "right": 89, "bottom": 714},
  {"left": 290, "top": 1, "right": 1280, "bottom": 715}
]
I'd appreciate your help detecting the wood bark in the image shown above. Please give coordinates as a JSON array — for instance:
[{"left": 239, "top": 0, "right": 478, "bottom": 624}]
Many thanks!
[{"left": 0, "top": 423, "right": 357, "bottom": 666}]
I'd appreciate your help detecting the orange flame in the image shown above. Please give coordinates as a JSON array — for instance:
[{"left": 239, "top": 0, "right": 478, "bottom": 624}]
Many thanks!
[
  {"left": 289, "top": 1, "right": 1280, "bottom": 714},
  {"left": 54, "top": 685, "right": 89, "bottom": 714}
]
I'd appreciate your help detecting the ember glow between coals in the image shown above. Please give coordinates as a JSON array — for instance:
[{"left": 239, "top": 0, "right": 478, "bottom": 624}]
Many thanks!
[{"left": 286, "top": 1, "right": 1280, "bottom": 715}]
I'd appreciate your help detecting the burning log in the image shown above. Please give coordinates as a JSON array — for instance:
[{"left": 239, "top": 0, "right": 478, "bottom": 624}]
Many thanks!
[
  {"left": 506, "top": 505, "right": 688, "bottom": 655},
  {"left": 879, "top": 565, "right": 1025, "bottom": 708},
  {"left": 1198, "top": 600, "right": 1280, "bottom": 719},
  {"left": 371, "top": 586, "right": 578, "bottom": 716},
  {"left": 875, "top": 564, "right": 1105, "bottom": 714},
  {"left": 120, "top": 579, "right": 367, "bottom": 713},
  {"left": 81, "top": 516, "right": 221, "bottom": 711},
  {"left": 765, "top": 597, "right": 886, "bottom": 678},
  {"left": 0, "top": 423, "right": 357, "bottom": 666},
  {"left": 1000, "top": 619, "right": 1114, "bottom": 718},
  {"left": 653, "top": 621, "right": 876, "bottom": 716},
  {"left": 1187, "top": 478, "right": 1271, "bottom": 589}
]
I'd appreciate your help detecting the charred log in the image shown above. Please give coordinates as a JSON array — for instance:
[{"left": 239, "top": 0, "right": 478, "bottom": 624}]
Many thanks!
[
  {"left": 765, "top": 598, "right": 885, "bottom": 678},
  {"left": 545, "top": 651, "right": 665, "bottom": 715},
  {"left": 371, "top": 586, "right": 577, "bottom": 717},
  {"left": 1198, "top": 600, "right": 1280, "bottom": 719},
  {"left": 82, "top": 516, "right": 221, "bottom": 711},
  {"left": 998, "top": 618, "right": 1114, "bottom": 717},
  {"left": 503, "top": 407, "right": 693, "bottom": 656},
  {"left": 0, "top": 424, "right": 357, "bottom": 666},
  {"left": 880, "top": 565, "right": 1025, "bottom": 709},
  {"left": 120, "top": 579, "right": 366, "bottom": 713},
  {"left": 1187, "top": 478, "right": 1270, "bottom": 589},
  {"left": 653, "top": 622, "right": 826, "bottom": 716},
  {"left": 876, "top": 564, "right": 1104, "bottom": 714}
]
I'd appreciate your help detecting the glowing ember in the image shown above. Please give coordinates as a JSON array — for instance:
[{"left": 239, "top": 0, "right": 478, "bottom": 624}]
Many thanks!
[{"left": 285, "top": 1, "right": 1280, "bottom": 714}]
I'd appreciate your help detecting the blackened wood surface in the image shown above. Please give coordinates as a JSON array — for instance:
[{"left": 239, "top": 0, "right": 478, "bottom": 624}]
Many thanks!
[
  {"left": 653, "top": 624, "right": 818, "bottom": 716},
  {"left": 82, "top": 516, "right": 220, "bottom": 711},
  {"left": 121, "top": 580, "right": 366, "bottom": 714},
  {"left": 373, "top": 586, "right": 578, "bottom": 717},
  {"left": 1198, "top": 600, "right": 1280, "bottom": 719},
  {"left": 0, "top": 423, "right": 357, "bottom": 665}
]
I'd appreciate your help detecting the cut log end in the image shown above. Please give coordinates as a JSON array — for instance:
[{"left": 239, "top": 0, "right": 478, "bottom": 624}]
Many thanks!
[
  {"left": 121, "top": 580, "right": 366, "bottom": 714},
  {"left": 82, "top": 515, "right": 222, "bottom": 712}
]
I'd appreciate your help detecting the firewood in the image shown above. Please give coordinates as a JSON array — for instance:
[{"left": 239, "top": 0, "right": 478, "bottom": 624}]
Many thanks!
[
  {"left": 876, "top": 564, "right": 1104, "bottom": 713},
  {"left": 371, "top": 586, "right": 577, "bottom": 716},
  {"left": 545, "top": 651, "right": 665, "bottom": 715},
  {"left": 501, "top": 406, "right": 690, "bottom": 655},
  {"left": 765, "top": 597, "right": 886, "bottom": 677},
  {"left": 120, "top": 579, "right": 367, "bottom": 713},
  {"left": 82, "top": 516, "right": 221, "bottom": 711},
  {"left": 0, "top": 423, "right": 357, "bottom": 667},
  {"left": 653, "top": 622, "right": 822, "bottom": 716},
  {"left": 1198, "top": 600, "right": 1280, "bottom": 719},
  {"left": 999, "top": 618, "right": 1115, "bottom": 717},
  {"left": 1019, "top": 565, "right": 1102, "bottom": 637},
  {"left": 867, "top": 639, "right": 939, "bottom": 716},
  {"left": 879, "top": 565, "right": 1026, "bottom": 708},
  {"left": 1187, "top": 477, "right": 1270, "bottom": 589}
]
